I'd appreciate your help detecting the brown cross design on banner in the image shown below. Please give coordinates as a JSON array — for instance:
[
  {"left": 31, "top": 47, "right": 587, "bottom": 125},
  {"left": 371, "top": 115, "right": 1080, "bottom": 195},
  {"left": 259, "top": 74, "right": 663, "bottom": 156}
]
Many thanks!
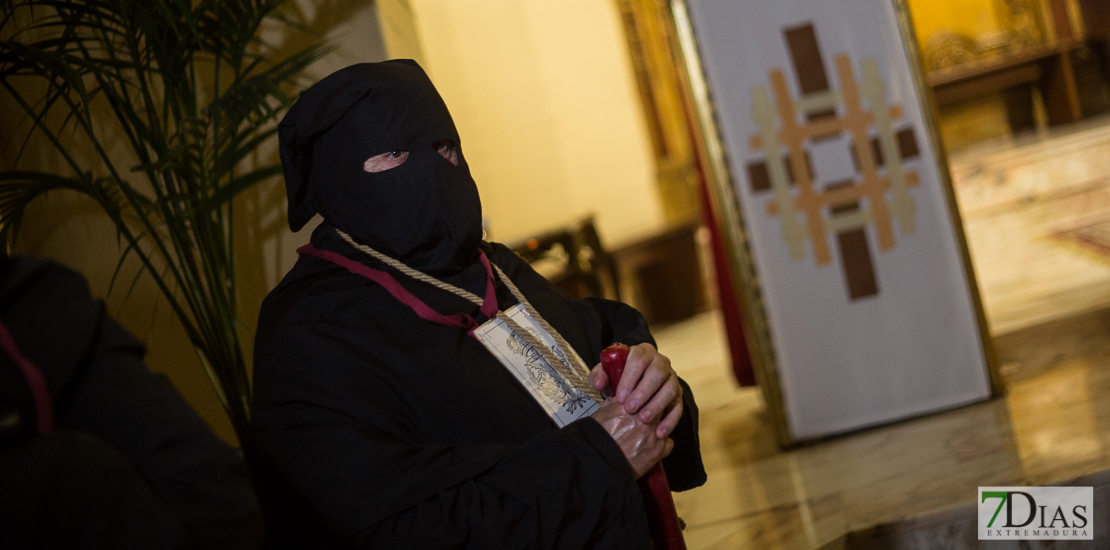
[{"left": 746, "top": 23, "right": 920, "bottom": 300}]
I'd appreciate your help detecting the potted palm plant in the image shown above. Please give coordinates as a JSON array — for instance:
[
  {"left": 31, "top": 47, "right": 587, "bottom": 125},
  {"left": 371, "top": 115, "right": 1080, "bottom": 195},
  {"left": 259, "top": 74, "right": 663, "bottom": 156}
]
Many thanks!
[{"left": 0, "top": 0, "right": 328, "bottom": 449}]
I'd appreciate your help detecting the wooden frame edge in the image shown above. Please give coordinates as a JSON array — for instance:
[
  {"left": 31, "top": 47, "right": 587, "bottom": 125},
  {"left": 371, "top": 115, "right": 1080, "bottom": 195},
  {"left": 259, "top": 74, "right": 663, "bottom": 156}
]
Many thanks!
[{"left": 666, "top": 0, "right": 795, "bottom": 446}]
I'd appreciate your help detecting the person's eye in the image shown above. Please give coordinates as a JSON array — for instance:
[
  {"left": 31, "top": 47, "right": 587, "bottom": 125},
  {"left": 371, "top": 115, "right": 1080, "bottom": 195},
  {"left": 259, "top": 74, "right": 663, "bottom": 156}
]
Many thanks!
[
  {"left": 433, "top": 140, "right": 459, "bottom": 167},
  {"left": 363, "top": 150, "right": 409, "bottom": 173}
]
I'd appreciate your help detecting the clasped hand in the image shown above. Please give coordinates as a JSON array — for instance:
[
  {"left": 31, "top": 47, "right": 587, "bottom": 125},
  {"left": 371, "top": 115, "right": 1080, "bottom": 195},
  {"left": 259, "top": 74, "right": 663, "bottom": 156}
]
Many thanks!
[{"left": 588, "top": 343, "right": 683, "bottom": 479}]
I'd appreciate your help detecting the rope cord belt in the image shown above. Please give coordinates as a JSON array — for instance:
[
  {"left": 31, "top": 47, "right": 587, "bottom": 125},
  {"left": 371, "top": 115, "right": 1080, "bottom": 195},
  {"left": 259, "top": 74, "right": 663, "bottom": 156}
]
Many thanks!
[{"left": 329, "top": 229, "right": 604, "bottom": 403}]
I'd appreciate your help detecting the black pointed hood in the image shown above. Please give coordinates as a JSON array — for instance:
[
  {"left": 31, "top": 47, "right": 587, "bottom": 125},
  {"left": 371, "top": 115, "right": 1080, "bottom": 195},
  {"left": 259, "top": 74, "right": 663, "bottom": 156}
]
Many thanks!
[{"left": 279, "top": 60, "right": 483, "bottom": 276}]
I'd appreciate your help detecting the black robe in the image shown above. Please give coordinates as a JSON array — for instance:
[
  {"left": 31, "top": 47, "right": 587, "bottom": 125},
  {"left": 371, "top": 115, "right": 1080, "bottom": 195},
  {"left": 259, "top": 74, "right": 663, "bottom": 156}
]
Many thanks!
[
  {"left": 252, "top": 226, "right": 706, "bottom": 549},
  {"left": 0, "top": 257, "right": 263, "bottom": 550}
]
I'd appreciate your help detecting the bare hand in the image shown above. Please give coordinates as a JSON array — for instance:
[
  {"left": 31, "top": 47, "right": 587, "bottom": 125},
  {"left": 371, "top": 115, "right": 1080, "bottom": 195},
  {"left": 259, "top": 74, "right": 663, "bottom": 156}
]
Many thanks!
[
  {"left": 589, "top": 343, "right": 683, "bottom": 439},
  {"left": 591, "top": 398, "right": 673, "bottom": 479}
]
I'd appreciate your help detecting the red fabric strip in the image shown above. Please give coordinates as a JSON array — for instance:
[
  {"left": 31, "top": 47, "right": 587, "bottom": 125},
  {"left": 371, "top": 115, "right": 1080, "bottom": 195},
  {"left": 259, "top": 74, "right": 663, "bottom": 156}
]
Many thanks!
[
  {"left": 0, "top": 317, "right": 55, "bottom": 434},
  {"left": 476, "top": 253, "right": 498, "bottom": 321},
  {"left": 298, "top": 245, "right": 498, "bottom": 332}
]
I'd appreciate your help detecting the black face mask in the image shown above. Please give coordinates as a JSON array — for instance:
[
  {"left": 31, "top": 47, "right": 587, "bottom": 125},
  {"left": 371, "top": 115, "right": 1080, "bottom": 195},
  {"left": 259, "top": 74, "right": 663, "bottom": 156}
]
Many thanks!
[{"left": 279, "top": 60, "right": 483, "bottom": 276}]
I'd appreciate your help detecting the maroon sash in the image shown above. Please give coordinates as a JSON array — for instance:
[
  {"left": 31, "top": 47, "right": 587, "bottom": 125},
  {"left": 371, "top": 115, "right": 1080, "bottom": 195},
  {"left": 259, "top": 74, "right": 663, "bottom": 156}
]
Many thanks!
[
  {"left": 298, "top": 245, "right": 497, "bottom": 333},
  {"left": 0, "top": 318, "right": 54, "bottom": 434}
]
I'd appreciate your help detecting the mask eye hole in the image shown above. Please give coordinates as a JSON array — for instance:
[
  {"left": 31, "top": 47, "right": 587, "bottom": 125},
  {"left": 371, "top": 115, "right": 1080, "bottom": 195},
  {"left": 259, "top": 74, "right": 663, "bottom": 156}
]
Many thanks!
[
  {"left": 363, "top": 150, "right": 409, "bottom": 173},
  {"left": 433, "top": 140, "right": 459, "bottom": 167}
]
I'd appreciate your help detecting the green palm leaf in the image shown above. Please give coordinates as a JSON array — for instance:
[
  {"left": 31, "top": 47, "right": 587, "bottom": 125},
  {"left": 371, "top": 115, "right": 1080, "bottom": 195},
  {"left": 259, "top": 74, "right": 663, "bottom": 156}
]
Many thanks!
[{"left": 0, "top": 0, "right": 330, "bottom": 447}]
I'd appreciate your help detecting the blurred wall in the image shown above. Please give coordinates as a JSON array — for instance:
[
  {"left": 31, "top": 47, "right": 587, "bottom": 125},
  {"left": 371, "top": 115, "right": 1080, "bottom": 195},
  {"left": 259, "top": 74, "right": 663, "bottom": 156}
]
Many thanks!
[
  {"left": 378, "top": 0, "right": 428, "bottom": 65},
  {"left": 405, "top": 0, "right": 666, "bottom": 246}
]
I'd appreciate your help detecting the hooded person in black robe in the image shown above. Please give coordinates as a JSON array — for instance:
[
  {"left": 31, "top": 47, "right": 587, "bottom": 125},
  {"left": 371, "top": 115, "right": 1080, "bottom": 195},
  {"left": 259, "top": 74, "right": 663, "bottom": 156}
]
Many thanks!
[
  {"left": 252, "top": 59, "right": 706, "bottom": 549},
  {"left": 0, "top": 257, "right": 263, "bottom": 549}
]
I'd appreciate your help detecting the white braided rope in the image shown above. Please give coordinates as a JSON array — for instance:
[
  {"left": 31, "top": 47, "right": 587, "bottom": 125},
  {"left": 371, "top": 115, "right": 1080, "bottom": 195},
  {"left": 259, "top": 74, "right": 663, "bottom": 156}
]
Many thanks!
[
  {"left": 336, "top": 229, "right": 483, "bottom": 303},
  {"left": 335, "top": 228, "right": 603, "bottom": 403},
  {"left": 494, "top": 310, "right": 603, "bottom": 403},
  {"left": 490, "top": 264, "right": 597, "bottom": 386}
]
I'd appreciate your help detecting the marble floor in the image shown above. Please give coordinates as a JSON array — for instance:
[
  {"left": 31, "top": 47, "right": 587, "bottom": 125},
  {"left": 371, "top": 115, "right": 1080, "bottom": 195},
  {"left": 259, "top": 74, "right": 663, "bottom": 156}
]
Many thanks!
[{"left": 658, "top": 118, "right": 1110, "bottom": 549}]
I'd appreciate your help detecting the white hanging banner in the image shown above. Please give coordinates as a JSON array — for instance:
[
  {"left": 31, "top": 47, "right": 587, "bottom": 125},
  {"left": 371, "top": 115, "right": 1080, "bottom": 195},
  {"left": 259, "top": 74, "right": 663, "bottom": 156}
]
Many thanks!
[{"left": 682, "top": 0, "right": 992, "bottom": 439}]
